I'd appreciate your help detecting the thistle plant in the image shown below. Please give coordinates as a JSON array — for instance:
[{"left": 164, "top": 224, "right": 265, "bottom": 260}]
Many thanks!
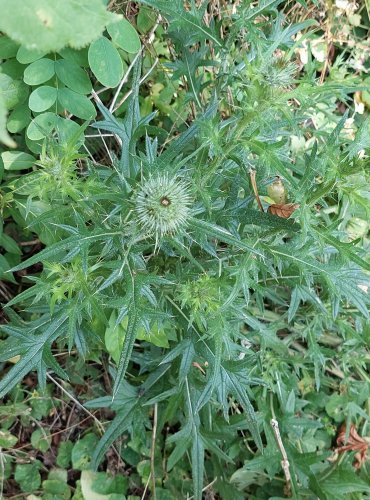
[{"left": 1, "top": 1, "right": 370, "bottom": 499}]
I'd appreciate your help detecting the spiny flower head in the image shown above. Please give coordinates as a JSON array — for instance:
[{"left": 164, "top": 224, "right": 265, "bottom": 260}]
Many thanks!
[
  {"left": 260, "top": 60, "right": 297, "bottom": 88},
  {"left": 134, "top": 173, "right": 193, "bottom": 242}
]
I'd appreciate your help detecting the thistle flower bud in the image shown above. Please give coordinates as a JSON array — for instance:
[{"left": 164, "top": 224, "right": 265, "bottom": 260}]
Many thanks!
[
  {"left": 260, "top": 60, "right": 296, "bottom": 88},
  {"left": 134, "top": 173, "right": 193, "bottom": 241}
]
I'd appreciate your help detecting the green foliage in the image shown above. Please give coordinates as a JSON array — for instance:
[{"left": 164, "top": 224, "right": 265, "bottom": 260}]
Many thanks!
[
  {"left": 0, "top": 0, "right": 120, "bottom": 52},
  {"left": 14, "top": 461, "right": 42, "bottom": 492},
  {"left": 0, "top": 94, "right": 16, "bottom": 147},
  {"left": 1, "top": 1, "right": 370, "bottom": 499},
  {"left": 72, "top": 434, "right": 100, "bottom": 470},
  {"left": 0, "top": 4, "right": 140, "bottom": 155},
  {"left": 88, "top": 37, "right": 125, "bottom": 88}
]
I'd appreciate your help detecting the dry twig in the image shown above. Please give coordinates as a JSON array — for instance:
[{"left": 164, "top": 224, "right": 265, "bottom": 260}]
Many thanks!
[{"left": 271, "top": 418, "right": 292, "bottom": 497}]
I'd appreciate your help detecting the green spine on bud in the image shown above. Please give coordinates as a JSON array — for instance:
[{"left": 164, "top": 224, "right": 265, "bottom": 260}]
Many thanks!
[{"left": 134, "top": 173, "right": 192, "bottom": 240}]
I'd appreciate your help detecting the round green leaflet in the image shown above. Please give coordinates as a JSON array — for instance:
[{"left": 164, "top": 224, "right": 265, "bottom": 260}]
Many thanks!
[
  {"left": 88, "top": 36, "right": 123, "bottom": 88},
  {"left": 1, "top": 59, "right": 24, "bottom": 80},
  {"left": 0, "top": 73, "right": 28, "bottom": 109},
  {"left": 0, "top": 36, "right": 19, "bottom": 59},
  {"left": 58, "top": 88, "right": 96, "bottom": 119},
  {"left": 58, "top": 47, "right": 89, "bottom": 68},
  {"left": 1, "top": 151, "right": 36, "bottom": 170},
  {"left": 16, "top": 46, "right": 47, "bottom": 64},
  {"left": 26, "top": 111, "right": 57, "bottom": 141},
  {"left": 107, "top": 18, "right": 141, "bottom": 54},
  {"left": 29, "top": 86, "right": 57, "bottom": 113},
  {"left": 23, "top": 58, "right": 55, "bottom": 85},
  {"left": 27, "top": 111, "right": 85, "bottom": 142},
  {"left": 55, "top": 58, "right": 92, "bottom": 95},
  {"left": 7, "top": 102, "right": 31, "bottom": 133}
]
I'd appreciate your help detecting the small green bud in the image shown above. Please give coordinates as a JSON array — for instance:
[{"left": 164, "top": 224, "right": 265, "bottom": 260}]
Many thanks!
[{"left": 267, "top": 177, "right": 287, "bottom": 204}]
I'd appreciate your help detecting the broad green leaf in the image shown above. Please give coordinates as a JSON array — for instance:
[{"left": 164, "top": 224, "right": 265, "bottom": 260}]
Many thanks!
[
  {"left": 107, "top": 18, "right": 141, "bottom": 54},
  {"left": 16, "top": 45, "right": 47, "bottom": 64},
  {"left": 72, "top": 433, "right": 99, "bottom": 470},
  {"left": 88, "top": 36, "right": 123, "bottom": 88},
  {"left": 48, "top": 472, "right": 68, "bottom": 485},
  {"left": 58, "top": 88, "right": 96, "bottom": 119},
  {"left": 1, "top": 150, "right": 36, "bottom": 170},
  {"left": 0, "top": 233, "right": 21, "bottom": 255},
  {"left": 14, "top": 462, "right": 41, "bottom": 493},
  {"left": 31, "top": 428, "right": 51, "bottom": 452},
  {"left": 0, "top": 93, "right": 16, "bottom": 147},
  {"left": 80, "top": 471, "right": 113, "bottom": 500},
  {"left": 7, "top": 102, "right": 31, "bottom": 133},
  {"left": 56, "top": 441, "right": 73, "bottom": 468},
  {"left": 230, "top": 468, "right": 263, "bottom": 490},
  {"left": 0, "top": 254, "right": 18, "bottom": 283},
  {"left": 105, "top": 313, "right": 169, "bottom": 365},
  {"left": 29, "top": 85, "right": 57, "bottom": 112},
  {"left": 0, "top": 0, "right": 121, "bottom": 52},
  {"left": 91, "top": 471, "right": 128, "bottom": 496},
  {"left": 55, "top": 58, "right": 92, "bottom": 94},
  {"left": 137, "top": 6, "right": 157, "bottom": 34},
  {"left": 0, "top": 73, "right": 28, "bottom": 109},
  {"left": 26, "top": 111, "right": 57, "bottom": 141},
  {"left": 0, "top": 36, "right": 19, "bottom": 59},
  {"left": 1, "top": 59, "right": 24, "bottom": 80},
  {"left": 0, "top": 430, "right": 18, "bottom": 448},
  {"left": 58, "top": 47, "right": 89, "bottom": 67},
  {"left": 23, "top": 58, "right": 55, "bottom": 85},
  {"left": 55, "top": 116, "right": 84, "bottom": 145},
  {"left": 42, "top": 478, "right": 70, "bottom": 498},
  {"left": 105, "top": 313, "right": 125, "bottom": 364},
  {"left": 26, "top": 114, "right": 83, "bottom": 148}
]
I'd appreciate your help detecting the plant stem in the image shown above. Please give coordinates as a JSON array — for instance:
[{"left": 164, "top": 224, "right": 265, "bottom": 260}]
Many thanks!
[{"left": 150, "top": 403, "right": 158, "bottom": 500}]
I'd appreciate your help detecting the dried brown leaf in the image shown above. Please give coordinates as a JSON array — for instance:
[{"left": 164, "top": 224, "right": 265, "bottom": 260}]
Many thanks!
[
  {"left": 335, "top": 424, "right": 369, "bottom": 469},
  {"left": 268, "top": 203, "right": 300, "bottom": 218}
]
